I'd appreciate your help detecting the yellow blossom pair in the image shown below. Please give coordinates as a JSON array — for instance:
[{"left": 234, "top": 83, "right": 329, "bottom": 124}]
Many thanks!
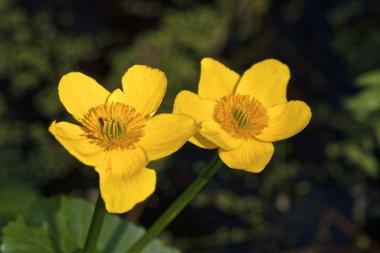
[{"left": 50, "top": 58, "right": 311, "bottom": 214}]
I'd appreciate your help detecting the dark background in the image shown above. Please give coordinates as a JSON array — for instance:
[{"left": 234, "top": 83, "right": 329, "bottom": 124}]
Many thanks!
[{"left": 1, "top": 0, "right": 380, "bottom": 252}]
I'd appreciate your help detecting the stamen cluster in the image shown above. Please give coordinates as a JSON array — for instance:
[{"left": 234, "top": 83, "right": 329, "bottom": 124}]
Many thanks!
[
  {"left": 213, "top": 94, "right": 269, "bottom": 139},
  {"left": 81, "top": 102, "right": 145, "bottom": 150}
]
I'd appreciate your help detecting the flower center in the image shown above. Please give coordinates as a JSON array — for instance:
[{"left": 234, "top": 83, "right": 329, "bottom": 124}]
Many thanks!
[
  {"left": 80, "top": 102, "right": 145, "bottom": 150},
  {"left": 213, "top": 94, "right": 269, "bottom": 139}
]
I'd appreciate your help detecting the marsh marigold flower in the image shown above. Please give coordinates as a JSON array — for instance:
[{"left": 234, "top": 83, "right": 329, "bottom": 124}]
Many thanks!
[
  {"left": 174, "top": 58, "right": 311, "bottom": 172},
  {"left": 49, "top": 65, "right": 197, "bottom": 213}
]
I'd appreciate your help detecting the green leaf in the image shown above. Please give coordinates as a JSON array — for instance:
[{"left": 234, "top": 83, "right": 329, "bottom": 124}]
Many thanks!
[
  {"left": 55, "top": 197, "right": 93, "bottom": 253},
  {"left": 0, "top": 184, "right": 39, "bottom": 228},
  {"left": 1, "top": 196, "right": 180, "bottom": 253},
  {"left": 1, "top": 217, "right": 54, "bottom": 253}
]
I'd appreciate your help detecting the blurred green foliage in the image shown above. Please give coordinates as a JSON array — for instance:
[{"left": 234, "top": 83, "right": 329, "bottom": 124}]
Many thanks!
[
  {"left": 106, "top": 0, "right": 235, "bottom": 110},
  {"left": 0, "top": 0, "right": 107, "bottom": 184},
  {"left": 324, "top": 69, "right": 380, "bottom": 180},
  {"left": 0, "top": 0, "right": 380, "bottom": 252},
  {"left": 329, "top": 1, "right": 380, "bottom": 73}
]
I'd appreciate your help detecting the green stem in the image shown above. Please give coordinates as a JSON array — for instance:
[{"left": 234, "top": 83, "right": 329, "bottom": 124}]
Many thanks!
[
  {"left": 83, "top": 194, "right": 107, "bottom": 253},
  {"left": 126, "top": 155, "right": 224, "bottom": 253}
]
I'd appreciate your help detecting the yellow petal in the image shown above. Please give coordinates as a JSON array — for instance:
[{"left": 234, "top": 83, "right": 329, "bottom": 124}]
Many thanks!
[
  {"left": 107, "top": 88, "right": 127, "bottom": 104},
  {"left": 58, "top": 72, "right": 110, "bottom": 119},
  {"left": 236, "top": 59, "right": 290, "bottom": 107},
  {"left": 256, "top": 101, "right": 311, "bottom": 142},
  {"left": 219, "top": 139, "right": 274, "bottom": 173},
  {"left": 189, "top": 133, "right": 218, "bottom": 149},
  {"left": 199, "top": 121, "right": 241, "bottom": 150},
  {"left": 122, "top": 65, "right": 167, "bottom": 117},
  {"left": 173, "top": 91, "right": 217, "bottom": 149},
  {"left": 173, "top": 90, "right": 216, "bottom": 123},
  {"left": 48, "top": 121, "right": 106, "bottom": 166},
  {"left": 95, "top": 147, "right": 148, "bottom": 177},
  {"left": 198, "top": 58, "right": 240, "bottom": 100},
  {"left": 99, "top": 167, "right": 156, "bottom": 213},
  {"left": 138, "top": 114, "right": 197, "bottom": 160}
]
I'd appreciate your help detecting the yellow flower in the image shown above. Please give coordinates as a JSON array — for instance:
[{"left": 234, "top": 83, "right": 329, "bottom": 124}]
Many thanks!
[
  {"left": 49, "top": 65, "right": 197, "bottom": 213},
  {"left": 174, "top": 58, "right": 311, "bottom": 173}
]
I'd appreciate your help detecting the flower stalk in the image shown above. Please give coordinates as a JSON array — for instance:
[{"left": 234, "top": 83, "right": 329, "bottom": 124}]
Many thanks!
[
  {"left": 126, "top": 155, "right": 224, "bottom": 253},
  {"left": 83, "top": 194, "right": 107, "bottom": 253}
]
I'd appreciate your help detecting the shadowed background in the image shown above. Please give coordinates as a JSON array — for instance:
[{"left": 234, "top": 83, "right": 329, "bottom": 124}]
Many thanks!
[{"left": 1, "top": 0, "right": 380, "bottom": 252}]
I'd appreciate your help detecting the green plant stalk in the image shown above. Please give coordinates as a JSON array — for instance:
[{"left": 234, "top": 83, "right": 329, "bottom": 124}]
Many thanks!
[
  {"left": 126, "top": 155, "right": 224, "bottom": 253},
  {"left": 83, "top": 194, "right": 107, "bottom": 253}
]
